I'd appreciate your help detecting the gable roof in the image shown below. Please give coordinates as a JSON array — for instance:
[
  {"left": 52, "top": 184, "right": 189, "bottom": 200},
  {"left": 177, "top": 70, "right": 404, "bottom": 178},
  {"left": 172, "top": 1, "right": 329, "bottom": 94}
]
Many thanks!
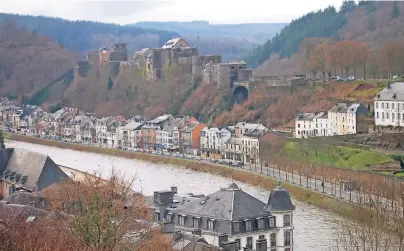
[
  {"left": 162, "top": 37, "right": 189, "bottom": 49},
  {"left": 0, "top": 148, "right": 70, "bottom": 192},
  {"left": 173, "top": 183, "right": 270, "bottom": 221}
]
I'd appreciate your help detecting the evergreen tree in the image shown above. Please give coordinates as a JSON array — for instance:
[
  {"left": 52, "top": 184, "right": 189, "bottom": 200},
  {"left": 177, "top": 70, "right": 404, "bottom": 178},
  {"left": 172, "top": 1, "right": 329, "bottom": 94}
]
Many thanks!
[
  {"left": 392, "top": 2, "right": 400, "bottom": 19},
  {"left": 107, "top": 77, "right": 113, "bottom": 90},
  {"left": 340, "top": 0, "right": 357, "bottom": 13},
  {"left": 0, "top": 130, "right": 6, "bottom": 149}
]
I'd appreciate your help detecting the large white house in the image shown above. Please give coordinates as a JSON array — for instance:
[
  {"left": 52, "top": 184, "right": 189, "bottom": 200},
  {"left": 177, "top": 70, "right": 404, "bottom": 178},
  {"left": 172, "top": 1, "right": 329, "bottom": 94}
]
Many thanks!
[
  {"left": 200, "top": 127, "right": 231, "bottom": 158},
  {"left": 152, "top": 181, "right": 295, "bottom": 251},
  {"left": 374, "top": 82, "right": 404, "bottom": 127}
]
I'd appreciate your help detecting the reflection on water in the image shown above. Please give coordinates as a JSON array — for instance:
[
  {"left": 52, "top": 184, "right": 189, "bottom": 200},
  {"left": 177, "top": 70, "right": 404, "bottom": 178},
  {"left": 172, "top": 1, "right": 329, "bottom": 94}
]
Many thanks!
[{"left": 7, "top": 140, "right": 342, "bottom": 250}]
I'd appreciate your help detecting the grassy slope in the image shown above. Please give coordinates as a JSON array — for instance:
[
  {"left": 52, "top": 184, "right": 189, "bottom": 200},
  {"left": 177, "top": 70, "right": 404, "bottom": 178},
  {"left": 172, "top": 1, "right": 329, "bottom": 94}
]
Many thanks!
[{"left": 284, "top": 141, "right": 395, "bottom": 170}]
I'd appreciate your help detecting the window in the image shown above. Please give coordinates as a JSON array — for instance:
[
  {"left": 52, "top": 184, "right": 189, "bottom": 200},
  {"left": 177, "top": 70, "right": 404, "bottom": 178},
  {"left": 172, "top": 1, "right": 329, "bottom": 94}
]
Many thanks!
[
  {"left": 166, "top": 213, "right": 172, "bottom": 222},
  {"left": 376, "top": 112, "right": 379, "bottom": 119},
  {"left": 382, "top": 112, "right": 385, "bottom": 120},
  {"left": 284, "top": 231, "right": 291, "bottom": 246},
  {"left": 257, "top": 218, "right": 265, "bottom": 229},
  {"left": 297, "top": 123, "right": 300, "bottom": 128},
  {"left": 193, "top": 217, "right": 200, "bottom": 228},
  {"left": 233, "top": 222, "right": 240, "bottom": 232},
  {"left": 154, "top": 212, "right": 160, "bottom": 221},
  {"left": 245, "top": 219, "right": 253, "bottom": 231},
  {"left": 376, "top": 102, "right": 378, "bottom": 109},
  {"left": 387, "top": 113, "right": 389, "bottom": 119},
  {"left": 269, "top": 216, "right": 276, "bottom": 227},
  {"left": 259, "top": 235, "right": 266, "bottom": 240},
  {"left": 284, "top": 215, "right": 291, "bottom": 226},
  {"left": 270, "top": 233, "right": 276, "bottom": 247},
  {"left": 247, "top": 237, "right": 253, "bottom": 249},
  {"left": 382, "top": 103, "right": 384, "bottom": 109},
  {"left": 393, "top": 113, "right": 395, "bottom": 121},
  {"left": 178, "top": 215, "right": 185, "bottom": 226},
  {"left": 393, "top": 103, "right": 395, "bottom": 109},
  {"left": 235, "top": 239, "right": 241, "bottom": 250},
  {"left": 207, "top": 219, "right": 215, "bottom": 230},
  {"left": 387, "top": 103, "right": 389, "bottom": 109}
]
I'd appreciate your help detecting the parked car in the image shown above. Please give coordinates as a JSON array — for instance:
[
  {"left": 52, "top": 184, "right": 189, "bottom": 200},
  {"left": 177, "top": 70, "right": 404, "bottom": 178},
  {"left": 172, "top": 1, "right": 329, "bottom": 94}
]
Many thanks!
[
  {"left": 393, "top": 75, "right": 399, "bottom": 79},
  {"left": 347, "top": 76, "right": 355, "bottom": 81}
]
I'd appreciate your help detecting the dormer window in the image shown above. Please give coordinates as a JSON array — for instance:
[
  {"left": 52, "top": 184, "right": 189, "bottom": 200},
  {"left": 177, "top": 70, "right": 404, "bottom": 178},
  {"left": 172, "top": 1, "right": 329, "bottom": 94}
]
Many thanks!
[
  {"left": 207, "top": 219, "right": 216, "bottom": 230},
  {"left": 245, "top": 219, "right": 253, "bottom": 232},
  {"left": 257, "top": 217, "right": 265, "bottom": 229},
  {"left": 233, "top": 221, "right": 240, "bottom": 233},
  {"left": 178, "top": 215, "right": 186, "bottom": 226},
  {"left": 193, "top": 217, "right": 200, "bottom": 228},
  {"left": 166, "top": 212, "right": 173, "bottom": 222}
]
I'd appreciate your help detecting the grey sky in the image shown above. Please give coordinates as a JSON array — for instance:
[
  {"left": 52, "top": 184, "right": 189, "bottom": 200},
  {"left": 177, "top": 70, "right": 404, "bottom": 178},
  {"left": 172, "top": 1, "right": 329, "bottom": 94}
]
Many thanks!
[{"left": 0, "top": 0, "right": 345, "bottom": 24}]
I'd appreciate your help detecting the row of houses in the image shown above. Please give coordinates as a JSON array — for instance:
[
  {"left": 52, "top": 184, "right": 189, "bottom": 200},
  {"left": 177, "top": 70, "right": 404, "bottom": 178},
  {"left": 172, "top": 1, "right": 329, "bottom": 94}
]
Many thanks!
[
  {"left": 294, "top": 82, "right": 404, "bottom": 138},
  {"left": 0, "top": 99, "right": 268, "bottom": 164},
  {"left": 294, "top": 103, "right": 368, "bottom": 138}
]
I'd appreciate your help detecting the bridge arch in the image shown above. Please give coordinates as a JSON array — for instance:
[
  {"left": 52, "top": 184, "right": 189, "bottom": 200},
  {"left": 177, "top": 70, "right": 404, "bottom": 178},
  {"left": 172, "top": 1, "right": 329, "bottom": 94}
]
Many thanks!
[{"left": 233, "top": 86, "right": 249, "bottom": 104}]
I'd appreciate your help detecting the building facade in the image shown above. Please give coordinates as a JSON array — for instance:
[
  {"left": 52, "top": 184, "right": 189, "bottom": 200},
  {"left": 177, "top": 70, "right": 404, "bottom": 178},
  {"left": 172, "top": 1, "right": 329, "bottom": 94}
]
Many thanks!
[
  {"left": 152, "top": 181, "right": 295, "bottom": 251},
  {"left": 374, "top": 82, "right": 404, "bottom": 127},
  {"left": 200, "top": 127, "right": 231, "bottom": 159}
]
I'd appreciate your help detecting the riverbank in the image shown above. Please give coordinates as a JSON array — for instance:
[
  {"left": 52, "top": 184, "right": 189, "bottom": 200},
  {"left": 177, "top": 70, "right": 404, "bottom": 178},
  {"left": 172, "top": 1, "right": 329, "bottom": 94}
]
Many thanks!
[{"left": 6, "top": 133, "right": 355, "bottom": 217}]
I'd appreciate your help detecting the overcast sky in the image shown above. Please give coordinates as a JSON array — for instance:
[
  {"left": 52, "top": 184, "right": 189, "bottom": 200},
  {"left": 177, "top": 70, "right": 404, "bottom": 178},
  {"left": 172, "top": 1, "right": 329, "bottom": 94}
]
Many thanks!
[{"left": 1, "top": 0, "right": 345, "bottom": 24}]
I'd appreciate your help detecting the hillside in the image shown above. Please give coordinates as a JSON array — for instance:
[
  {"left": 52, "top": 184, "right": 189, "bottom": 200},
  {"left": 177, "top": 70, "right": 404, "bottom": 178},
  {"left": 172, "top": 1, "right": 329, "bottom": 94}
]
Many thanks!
[
  {"left": 0, "top": 13, "right": 178, "bottom": 57},
  {"left": 0, "top": 14, "right": 280, "bottom": 61},
  {"left": 135, "top": 21, "right": 287, "bottom": 43},
  {"left": 135, "top": 21, "right": 286, "bottom": 61},
  {"left": 0, "top": 19, "right": 388, "bottom": 130},
  {"left": 0, "top": 21, "right": 77, "bottom": 99},
  {"left": 249, "top": 1, "right": 404, "bottom": 76}
]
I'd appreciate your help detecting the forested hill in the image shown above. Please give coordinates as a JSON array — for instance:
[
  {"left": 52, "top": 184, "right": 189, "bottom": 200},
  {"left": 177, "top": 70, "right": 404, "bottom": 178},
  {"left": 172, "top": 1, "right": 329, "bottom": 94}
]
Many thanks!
[
  {"left": 246, "top": 0, "right": 404, "bottom": 70},
  {"left": 0, "top": 13, "right": 179, "bottom": 56},
  {"left": 245, "top": 6, "right": 347, "bottom": 68}
]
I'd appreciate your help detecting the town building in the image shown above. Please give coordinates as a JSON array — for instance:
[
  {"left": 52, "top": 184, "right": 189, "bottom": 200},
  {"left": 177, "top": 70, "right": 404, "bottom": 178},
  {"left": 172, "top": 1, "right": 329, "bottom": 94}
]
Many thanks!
[
  {"left": 119, "top": 121, "right": 143, "bottom": 148},
  {"left": 181, "top": 122, "right": 206, "bottom": 155},
  {"left": 224, "top": 137, "right": 243, "bottom": 162},
  {"left": 152, "top": 181, "right": 295, "bottom": 251},
  {"left": 200, "top": 127, "right": 231, "bottom": 159},
  {"left": 374, "top": 82, "right": 404, "bottom": 127},
  {"left": 328, "top": 103, "right": 368, "bottom": 136},
  {"left": 0, "top": 148, "right": 71, "bottom": 199},
  {"left": 141, "top": 114, "right": 174, "bottom": 149},
  {"left": 295, "top": 112, "right": 329, "bottom": 138}
]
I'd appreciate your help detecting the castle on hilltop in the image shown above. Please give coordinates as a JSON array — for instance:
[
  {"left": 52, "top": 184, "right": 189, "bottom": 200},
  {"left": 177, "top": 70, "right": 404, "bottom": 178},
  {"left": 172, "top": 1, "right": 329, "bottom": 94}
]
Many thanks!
[{"left": 74, "top": 37, "right": 307, "bottom": 104}]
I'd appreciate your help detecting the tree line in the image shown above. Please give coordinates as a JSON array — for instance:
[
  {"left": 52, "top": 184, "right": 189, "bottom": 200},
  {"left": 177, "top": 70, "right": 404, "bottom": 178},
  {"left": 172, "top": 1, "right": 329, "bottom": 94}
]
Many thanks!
[
  {"left": 0, "top": 13, "right": 179, "bottom": 54},
  {"left": 304, "top": 39, "right": 404, "bottom": 80}
]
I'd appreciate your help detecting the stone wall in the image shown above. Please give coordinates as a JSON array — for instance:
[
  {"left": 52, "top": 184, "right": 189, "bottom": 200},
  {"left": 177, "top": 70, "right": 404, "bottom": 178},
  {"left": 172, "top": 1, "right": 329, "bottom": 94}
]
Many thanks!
[
  {"left": 75, "top": 60, "right": 91, "bottom": 78},
  {"left": 109, "top": 61, "right": 121, "bottom": 77},
  {"left": 369, "top": 125, "right": 404, "bottom": 134},
  {"left": 250, "top": 75, "right": 307, "bottom": 87},
  {"left": 237, "top": 69, "right": 253, "bottom": 82}
]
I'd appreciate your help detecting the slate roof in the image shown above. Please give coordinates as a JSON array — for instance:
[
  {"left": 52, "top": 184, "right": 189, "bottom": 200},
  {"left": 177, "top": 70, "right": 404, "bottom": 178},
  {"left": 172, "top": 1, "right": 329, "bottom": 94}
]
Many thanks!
[
  {"left": 329, "top": 103, "right": 348, "bottom": 113},
  {"left": 264, "top": 181, "right": 295, "bottom": 212},
  {"left": 182, "top": 122, "right": 199, "bottom": 133},
  {"left": 225, "top": 137, "right": 242, "bottom": 145},
  {"left": 0, "top": 148, "right": 71, "bottom": 192},
  {"left": 2, "top": 192, "right": 48, "bottom": 210},
  {"left": 173, "top": 183, "right": 271, "bottom": 221},
  {"left": 374, "top": 82, "right": 404, "bottom": 101},
  {"left": 121, "top": 121, "right": 143, "bottom": 131}
]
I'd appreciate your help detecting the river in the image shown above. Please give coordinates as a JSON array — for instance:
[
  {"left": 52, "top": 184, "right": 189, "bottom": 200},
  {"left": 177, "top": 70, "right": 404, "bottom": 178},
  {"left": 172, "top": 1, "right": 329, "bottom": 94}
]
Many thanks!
[{"left": 7, "top": 140, "right": 341, "bottom": 251}]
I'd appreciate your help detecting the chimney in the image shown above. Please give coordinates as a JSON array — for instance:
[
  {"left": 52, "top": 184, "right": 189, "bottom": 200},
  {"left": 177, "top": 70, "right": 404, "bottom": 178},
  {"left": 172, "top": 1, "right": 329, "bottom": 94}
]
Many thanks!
[
  {"left": 192, "top": 229, "right": 201, "bottom": 236},
  {"left": 163, "top": 222, "right": 175, "bottom": 233},
  {"left": 171, "top": 186, "right": 178, "bottom": 195},
  {"left": 218, "top": 234, "right": 228, "bottom": 246},
  {"left": 221, "top": 241, "right": 238, "bottom": 251},
  {"left": 256, "top": 239, "right": 268, "bottom": 251}
]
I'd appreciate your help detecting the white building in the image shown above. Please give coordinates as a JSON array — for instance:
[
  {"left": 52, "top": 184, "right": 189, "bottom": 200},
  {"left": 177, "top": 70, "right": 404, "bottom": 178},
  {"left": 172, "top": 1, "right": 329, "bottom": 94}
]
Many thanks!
[
  {"left": 200, "top": 127, "right": 231, "bottom": 158},
  {"left": 119, "top": 121, "right": 143, "bottom": 148},
  {"left": 328, "top": 103, "right": 368, "bottom": 136},
  {"left": 374, "top": 82, "right": 404, "bottom": 127},
  {"left": 295, "top": 112, "right": 330, "bottom": 138},
  {"left": 152, "top": 181, "right": 295, "bottom": 251},
  {"left": 294, "top": 113, "right": 315, "bottom": 138}
]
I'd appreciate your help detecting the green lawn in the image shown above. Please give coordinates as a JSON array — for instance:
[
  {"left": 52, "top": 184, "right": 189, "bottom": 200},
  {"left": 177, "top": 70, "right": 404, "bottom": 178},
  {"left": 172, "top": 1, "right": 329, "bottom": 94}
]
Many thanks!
[{"left": 285, "top": 142, "right": 395, "bottom": 170}]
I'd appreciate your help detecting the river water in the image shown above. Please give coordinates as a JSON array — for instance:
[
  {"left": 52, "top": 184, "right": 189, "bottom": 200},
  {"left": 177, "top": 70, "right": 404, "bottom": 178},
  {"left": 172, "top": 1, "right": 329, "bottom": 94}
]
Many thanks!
[{"left": 7, "top": 140, "right": 342, "bottom": 251}]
